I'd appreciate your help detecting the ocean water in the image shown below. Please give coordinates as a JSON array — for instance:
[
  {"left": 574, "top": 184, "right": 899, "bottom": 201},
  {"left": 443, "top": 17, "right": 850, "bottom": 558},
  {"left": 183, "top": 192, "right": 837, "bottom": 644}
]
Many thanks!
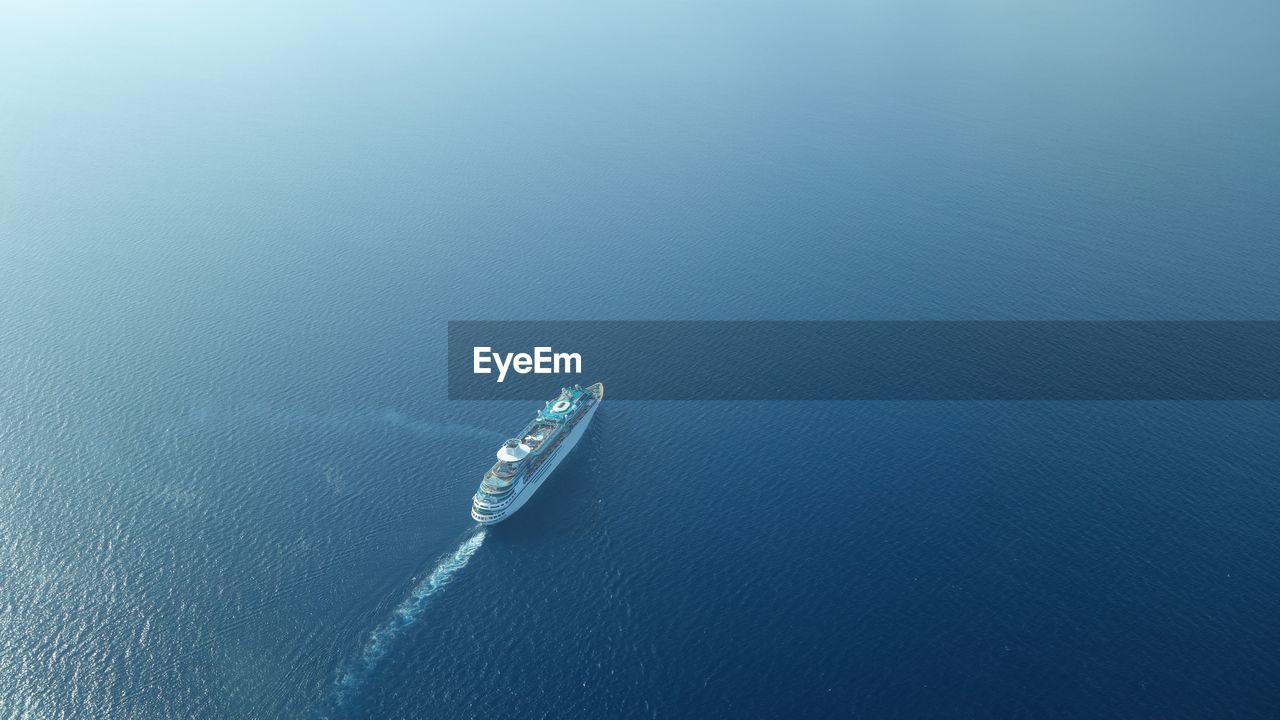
[{"left": 3, "top": 1, "right": 1280, "bottom": 718}]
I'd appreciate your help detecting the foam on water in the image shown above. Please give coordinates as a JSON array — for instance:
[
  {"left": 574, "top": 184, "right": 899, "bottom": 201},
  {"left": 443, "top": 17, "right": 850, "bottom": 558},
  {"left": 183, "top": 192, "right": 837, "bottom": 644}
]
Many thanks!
[{"left": 318, "top": 526, "right": 487, "bottom": 716}]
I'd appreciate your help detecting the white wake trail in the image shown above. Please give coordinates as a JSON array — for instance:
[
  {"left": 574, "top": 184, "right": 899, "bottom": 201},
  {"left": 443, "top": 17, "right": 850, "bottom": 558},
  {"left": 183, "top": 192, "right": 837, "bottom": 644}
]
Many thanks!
[{"left": 320, "top": 527, "right": 487, "bottom": 716}]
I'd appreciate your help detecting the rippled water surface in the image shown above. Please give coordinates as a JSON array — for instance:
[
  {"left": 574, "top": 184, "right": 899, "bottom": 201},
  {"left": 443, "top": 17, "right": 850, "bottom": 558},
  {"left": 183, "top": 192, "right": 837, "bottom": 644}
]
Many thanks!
[{"left": 2, "top": 0, "right": 1279, "bottom": 717}]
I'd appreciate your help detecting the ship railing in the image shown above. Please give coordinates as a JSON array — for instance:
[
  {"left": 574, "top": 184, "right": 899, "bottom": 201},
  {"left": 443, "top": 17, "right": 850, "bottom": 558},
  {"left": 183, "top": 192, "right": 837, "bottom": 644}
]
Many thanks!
[
  {"left": 490, "top": 462, "right": 520, "bottom": 478},
  {"left": 480, "top": 483, "right": 513, "bottom": 497}
]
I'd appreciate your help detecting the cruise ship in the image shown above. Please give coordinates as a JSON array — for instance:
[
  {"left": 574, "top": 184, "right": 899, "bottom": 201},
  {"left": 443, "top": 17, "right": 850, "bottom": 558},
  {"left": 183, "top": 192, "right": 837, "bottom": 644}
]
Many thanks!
[{"left": 470, "top": 382, "right": 604, "bottom": 524}]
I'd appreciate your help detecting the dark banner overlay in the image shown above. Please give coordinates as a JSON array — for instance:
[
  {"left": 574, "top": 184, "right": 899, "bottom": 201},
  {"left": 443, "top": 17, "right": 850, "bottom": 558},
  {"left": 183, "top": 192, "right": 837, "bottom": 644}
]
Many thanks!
[{"left": 448, "top": 321, "right": 1280, "bottom": 400}]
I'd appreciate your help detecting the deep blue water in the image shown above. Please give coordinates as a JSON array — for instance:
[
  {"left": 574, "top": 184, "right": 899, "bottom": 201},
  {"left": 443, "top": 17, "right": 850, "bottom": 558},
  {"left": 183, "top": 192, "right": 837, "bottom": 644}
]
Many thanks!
[{"left": 3, "top": 1, "right": 1280, "bottom": 717}]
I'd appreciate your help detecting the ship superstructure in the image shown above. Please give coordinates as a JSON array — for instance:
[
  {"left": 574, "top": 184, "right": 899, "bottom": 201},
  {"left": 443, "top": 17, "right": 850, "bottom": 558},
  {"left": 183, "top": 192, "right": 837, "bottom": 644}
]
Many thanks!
[{"left": 470, "top": 382, "right": 603, "bottom": 524}]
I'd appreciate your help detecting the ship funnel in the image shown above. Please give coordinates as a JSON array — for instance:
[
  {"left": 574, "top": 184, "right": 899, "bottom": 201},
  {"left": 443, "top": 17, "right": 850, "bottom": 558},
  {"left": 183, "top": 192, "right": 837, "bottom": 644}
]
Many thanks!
[{"left": 496, "top": 439, "right": 529, "bottom": 462}]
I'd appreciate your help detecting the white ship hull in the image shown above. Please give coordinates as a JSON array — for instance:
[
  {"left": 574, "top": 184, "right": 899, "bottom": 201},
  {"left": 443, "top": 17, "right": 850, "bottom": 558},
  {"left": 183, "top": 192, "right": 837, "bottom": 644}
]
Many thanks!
[{"left": 471, "top": 399, "right": 600, "bottom": 525}]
